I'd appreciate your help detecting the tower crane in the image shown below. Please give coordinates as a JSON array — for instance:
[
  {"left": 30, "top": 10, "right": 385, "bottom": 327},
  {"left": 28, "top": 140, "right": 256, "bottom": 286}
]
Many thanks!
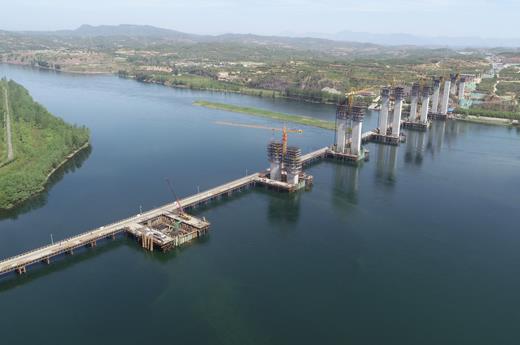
[{"left": 214, "top": 121, "right": 303, "bottom": 158}]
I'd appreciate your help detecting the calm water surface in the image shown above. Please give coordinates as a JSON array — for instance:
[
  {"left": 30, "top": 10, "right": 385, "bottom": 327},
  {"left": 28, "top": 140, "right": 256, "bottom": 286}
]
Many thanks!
[{"left": 1, "top": 65, "right": 520, "bottom": 345}]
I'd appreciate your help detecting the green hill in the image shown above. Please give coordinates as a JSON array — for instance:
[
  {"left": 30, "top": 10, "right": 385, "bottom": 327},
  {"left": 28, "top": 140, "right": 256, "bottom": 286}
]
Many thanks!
[{"left": 0, "top": 79, "right": 90, "bottom": 210}]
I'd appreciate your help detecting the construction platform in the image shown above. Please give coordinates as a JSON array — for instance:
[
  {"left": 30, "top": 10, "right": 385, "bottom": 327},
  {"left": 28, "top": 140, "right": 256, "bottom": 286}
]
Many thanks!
[
  {"left": 327, "top": 147, "right": 369, "bottom": 163},
  {"left": 401, "top": 121, "right": 430, "bottom": 131},
  {"left": 256, "top": 172, "right": 313, "bottom": 192},
  {"left": 369, "top": 133, "right": 402, "bottom": 146},
  {"left": 128, "top": 213, "right": 210, "bottom": 252},
  {"left": 428, "top": 113, "right": 448, "bottom": 121}
]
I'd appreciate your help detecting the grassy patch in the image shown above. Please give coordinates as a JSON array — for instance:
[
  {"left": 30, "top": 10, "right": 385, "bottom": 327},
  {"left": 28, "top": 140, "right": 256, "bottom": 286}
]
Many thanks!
[{"left": 193, "top": 100, "right": 335, "bottom": 130}]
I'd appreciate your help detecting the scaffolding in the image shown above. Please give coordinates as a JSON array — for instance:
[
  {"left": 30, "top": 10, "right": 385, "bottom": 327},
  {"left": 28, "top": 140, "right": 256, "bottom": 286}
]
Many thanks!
[
  {"left": 284, "top": 146, "right": 303, "bottom": 177},
  {"left": 267, "top": 141, "right": 283, "bottom": 163},
  {"left": 334, "top": 98, "right": 366, "bottom": 154}
]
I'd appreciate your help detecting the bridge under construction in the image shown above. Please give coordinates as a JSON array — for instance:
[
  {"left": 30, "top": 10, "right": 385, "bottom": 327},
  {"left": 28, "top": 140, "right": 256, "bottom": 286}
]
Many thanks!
[
  {"left": 0, "top": 140, "right": 377, "bottom": 278},
  {"left": 2, "top": 76, "right": 462, "bottom": 280}
]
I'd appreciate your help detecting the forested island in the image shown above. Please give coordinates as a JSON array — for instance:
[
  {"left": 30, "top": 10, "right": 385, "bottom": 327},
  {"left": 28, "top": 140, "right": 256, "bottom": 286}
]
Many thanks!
[{"left": 0, "top": 79, "right": 90, "bottom": 210}]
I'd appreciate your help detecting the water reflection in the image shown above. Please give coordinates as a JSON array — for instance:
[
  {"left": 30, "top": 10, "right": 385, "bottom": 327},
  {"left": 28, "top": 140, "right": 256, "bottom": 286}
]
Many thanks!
[
  {"left": 0, "top": 235, "right": 127, "bottom": 290},
  {"left": 405, "top": 130, "right": 426, "bottom": 165},
  {"left": 444, "top": 120, "right": 466, "bottom": 147},
  {"left": 0, "top": 145, "right": 92, "bottom": 220},
  {"left": 332, "top": 162, "right": 360, "bottom": 206},
  {"left": 374, "top": 144, "right": 398, "bottom": 186},
  {"left": 266, "top": 191, "right": 301, "bottom": 224}
]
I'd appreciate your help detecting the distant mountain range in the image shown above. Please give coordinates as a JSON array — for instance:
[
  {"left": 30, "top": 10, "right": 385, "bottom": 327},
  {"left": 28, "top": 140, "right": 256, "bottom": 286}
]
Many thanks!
[
  {"left": 9, "top": 24, "right": 386, "bottom": 59},
  {"left": 291, "top": 30, "right": 520, "bottom": 48},
  {"left": 11, "top": 24, "right": 519, "bottom": 49},
  {"left": 23, "top": 24, "right": 202, "bottom": 41}
]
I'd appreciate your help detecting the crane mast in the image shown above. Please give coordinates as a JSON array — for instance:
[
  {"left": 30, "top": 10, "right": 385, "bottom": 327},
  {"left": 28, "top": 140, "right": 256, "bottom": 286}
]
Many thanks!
[{"left": 165, "top": 178, "right": 190, "bottom": 220}]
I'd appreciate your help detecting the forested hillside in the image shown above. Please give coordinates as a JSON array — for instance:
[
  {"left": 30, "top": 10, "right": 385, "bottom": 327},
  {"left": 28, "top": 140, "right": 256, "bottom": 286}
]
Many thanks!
[{"left": 0, "top": 79, "right": 90, "bottom": 209}]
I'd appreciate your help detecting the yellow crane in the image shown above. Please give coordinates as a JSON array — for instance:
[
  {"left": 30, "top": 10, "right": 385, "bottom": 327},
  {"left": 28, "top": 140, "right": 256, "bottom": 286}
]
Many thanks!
[{"left": 214, "top": 121, "right": 303, "bottom": 157}]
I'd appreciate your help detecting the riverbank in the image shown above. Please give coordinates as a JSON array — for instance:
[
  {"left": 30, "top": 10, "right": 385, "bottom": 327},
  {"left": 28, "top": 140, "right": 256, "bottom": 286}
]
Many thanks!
[
  {"left": 452, "top": 114, "right": 519, "bottom": 127},
  {"left": 194, "top": 100, "right": 336, "bottom": 130},
  {"left": 1, "top": 141, "right": 90, "bottom": 211},
  {"left": 0, "top": 139, "right": 90, "bottom": 211},
  {"left": 2, "top": 62, "right": 112, "bottom": 75},
  {"left": 45, "top": 141, "right": 90, "bottom": 181}
]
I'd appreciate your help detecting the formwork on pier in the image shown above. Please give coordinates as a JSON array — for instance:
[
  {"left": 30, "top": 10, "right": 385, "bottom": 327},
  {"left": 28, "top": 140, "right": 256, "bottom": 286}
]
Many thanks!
[
  {"left": 428, "top": 113, "right": 448, "bottom": 121},
  {"left": 326, "top": 147, "right": 369, "bottom": 163},
  {"left": 256, "top": 172, "right": 313, "bottom": 192},
  {"left": 263, "top": 146, "right": 312, "bottom": 192},
  {"left": 284, "top": 147, "right": 303, "bottom": 176},
  {"left": 401, "top": 121, "right": 430, "bottom": 131},
  {"left": 369, "top": 133, "right": 402, "bottom": 146},
  {"left": 267, "top": 141, "right": 283, "bottom": 163},
  {"left": 130, "top": 213, "right": 210, "bottom": 252}
]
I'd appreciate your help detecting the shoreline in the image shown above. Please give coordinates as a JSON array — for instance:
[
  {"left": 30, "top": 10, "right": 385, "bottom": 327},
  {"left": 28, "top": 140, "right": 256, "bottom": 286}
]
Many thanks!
[
  {"left": 0, "top": 141, "right": 91, "bottom": 211},
  {"left": 3, "top": 63, "right": 518, "bottom": 129},
  {"left": 45, "top": 141, "right": 90, "bottom": 181},
  {"left": 128, "top": 76, "right": 340, "bottom": 105},
  {"left": 1, "top": 63, "right": 339, "bottom": 105},
  {"left": 1, "top": 62, "right": 113, "bottom": 76},
  {"left": 452, "top": 114, "right": 519, "bottom": 127}
]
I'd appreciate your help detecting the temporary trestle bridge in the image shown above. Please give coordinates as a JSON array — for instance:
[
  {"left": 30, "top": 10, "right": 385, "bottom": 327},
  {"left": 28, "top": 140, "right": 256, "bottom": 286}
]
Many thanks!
[{"left": 0, "top": 131, "right": 379, "bottom": 279}]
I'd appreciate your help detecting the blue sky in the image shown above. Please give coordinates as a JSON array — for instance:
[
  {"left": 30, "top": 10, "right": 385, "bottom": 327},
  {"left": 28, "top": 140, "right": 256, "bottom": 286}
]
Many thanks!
[{"left": 1, "top": 0, "right": 517, "bottom": 37}]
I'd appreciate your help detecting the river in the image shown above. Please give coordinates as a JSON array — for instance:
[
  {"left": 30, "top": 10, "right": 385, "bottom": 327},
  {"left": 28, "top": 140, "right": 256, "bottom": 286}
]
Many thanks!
[{"left": 1, "top": 64, "right": 520, "bottom": 345}]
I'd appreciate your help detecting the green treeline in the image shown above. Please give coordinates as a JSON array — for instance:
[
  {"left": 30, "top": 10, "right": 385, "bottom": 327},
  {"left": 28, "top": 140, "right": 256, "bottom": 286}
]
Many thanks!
[
  {"left": 193, "top": 100, "right": 336, "bottom": 130},
  {"left": 121, "top": 71, "right": 347, "bottom": 104},
  {"left": 455, "top": 107, "right": 520, "bottom": 120},
  {"left": 0, "top": 79, "right": 90, "bottom": 210}
]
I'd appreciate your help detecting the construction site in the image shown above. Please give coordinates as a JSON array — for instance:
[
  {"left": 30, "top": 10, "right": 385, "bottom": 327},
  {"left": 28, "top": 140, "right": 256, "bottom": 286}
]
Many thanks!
[
  {"left": 373, "top": 73, "right": 473, "bottom": 137},
  {"left": 0, "top": 71, "right": 471, "bottom": 280}
]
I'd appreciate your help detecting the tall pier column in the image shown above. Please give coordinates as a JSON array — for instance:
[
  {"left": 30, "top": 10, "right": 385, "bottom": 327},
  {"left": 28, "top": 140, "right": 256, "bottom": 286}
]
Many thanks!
[
  {"left": 267, "top": 142, "right": 283, "bottom": 181},
  {"left": 409, "top": 83, "right": 419, "bottom": 121},
  {"left": 335, "top": 101, "right": 349, "bottom": 153},
  {"left": 270, "top": 162, "right": 281, "bottom": 181},
  {"left": 440, "top": 80, "right": 451, "bottom": 115},
  {"left": 431, "top": 78, "right": 441, "bottom": 114},
  {"left": 458, "top": 77, "right": 466, "bottom": 100},
  {"left": 450, "top": 74, "right": 458, "bottom": 95},
  {"left": 420, "top": 86, "right": 430, "bottom": 123},
  {"left": 336, "top": 119, "right": 347, "bottom": 153},
  {"left": 350, "top": 106, "right": 365, "bottom": 156},
  {"left": 378, "top": 87, "right": 390, "bottom": 134},
  {"left": 392, "top": 87, "right": 404, "bottom": 138}
]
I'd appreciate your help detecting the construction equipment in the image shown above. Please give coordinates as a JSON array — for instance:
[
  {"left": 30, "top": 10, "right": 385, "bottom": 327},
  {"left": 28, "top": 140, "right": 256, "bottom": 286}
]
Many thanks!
[
  {"left": 165, "top": 178, "right": 191, "bottom": 221},
  {"left": 214, "top": 121, "right": 303, "bottom": 158}
]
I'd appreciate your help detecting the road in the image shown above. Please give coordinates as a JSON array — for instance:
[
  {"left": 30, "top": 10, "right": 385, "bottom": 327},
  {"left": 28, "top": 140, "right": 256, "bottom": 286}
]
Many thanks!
[
  {"left": 493, "top": 80, "right": 500, "bottom": 95},
  {"left": 3, "top": 86, "right": 14, "bottom": 162}
]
